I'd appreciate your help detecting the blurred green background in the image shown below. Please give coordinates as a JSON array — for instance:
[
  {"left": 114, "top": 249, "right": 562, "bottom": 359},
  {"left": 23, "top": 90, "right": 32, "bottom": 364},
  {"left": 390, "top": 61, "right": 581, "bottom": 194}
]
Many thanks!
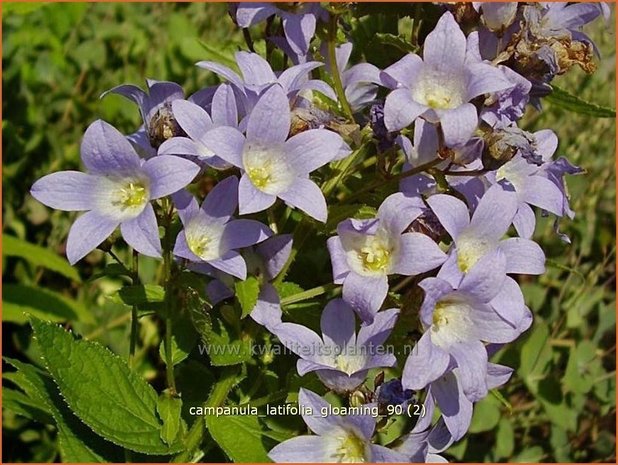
[{"left": 2, "top": 2, "right": 616, "bottom": 463}]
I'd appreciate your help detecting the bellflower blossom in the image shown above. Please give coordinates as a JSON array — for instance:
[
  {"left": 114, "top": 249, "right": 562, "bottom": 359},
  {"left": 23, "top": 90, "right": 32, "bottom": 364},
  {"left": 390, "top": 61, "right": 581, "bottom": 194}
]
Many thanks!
[
  {"left": 235, "top": 3, "right": 327, "bottom": 58},
  {"left": 159, "top": 84, "right": 239, "bottom": 170},
  {"left": 197, "top": 51, "right": 335, "bottom": 114},
  {"left": 427, "top": 184, "right": 546, "bottom": 280},
  {"left": 269, "top": 299, "right": 398, "bottom": 392},
  {"left": 201, "top": 85, "right": 350, "bottom": 222},
  {"left": 381, "top": 12, "right": 512, "bottom": 145},
  {"left": 328, "top": 193, "right": 447, "bottom": 323},
  {"left": 402, "top": 252, "right": 521, "bottom": 404},
  {"left": 172, "top": 176, "right": 272, "bottom": 279},
  {"left": 31, "top": 120, "right": 200, "bottom": 264},
  {"left": 101, "top": 79, "right": 212, "bottom": 157},
  {"left": 268, "top": 388, "right": 409, "bottom": 463}
]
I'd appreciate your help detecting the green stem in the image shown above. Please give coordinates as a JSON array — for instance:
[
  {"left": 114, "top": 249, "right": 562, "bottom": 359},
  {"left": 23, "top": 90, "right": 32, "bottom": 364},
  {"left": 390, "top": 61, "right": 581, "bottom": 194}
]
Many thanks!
[
  {"left": 267, "top": 206, "right": 279, "bottom": 234},
  {"left": 173, "top": 366, "right": 240, "bottom": 463},
  {"left": 161, "top": 199, "right": 177, "bottom": 394},
  {"left": 128, "top": 250, "right": 139, "bottom": 369},
  {"left": 281, "top": 283, "right": 339, "bottom": 306},
  {"left": 327, "top": 14, "right": 354, "bottom": 121}
]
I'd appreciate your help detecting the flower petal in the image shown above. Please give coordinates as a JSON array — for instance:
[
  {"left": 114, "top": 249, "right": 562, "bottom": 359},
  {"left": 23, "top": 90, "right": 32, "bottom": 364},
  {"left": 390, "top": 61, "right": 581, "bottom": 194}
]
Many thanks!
[
  {"left": 81, "top": 120, "right": 142, "bottom": 175},
  {"left": 201, "top": 126, "right": 245, "bottom": 168},
  {"left": 66, "top": 211, "right": 119, "bottom": 265},
  {"left": 221, "top": 219, "right": 271, "bottom": 250},
  {"left": 380, "top": 54, "right": 423, "bottom": 89},
  {"left": 257, "top": 234, "right": 293, "bottom": 279},
  {"left": 342, "top": 273, "right": 388, "bottom": 324},
  {"left": 402, "top": 332, "right": 450, "bottom": 390},
  {"left": 201, "top": 175, "right": 239, "bottom": 220},
  {"left": 391, "top": 232, "right": 447, "bottom": 276},
  {"left": 431, "top": 372, "right": 472, "bottom": 441},
  {"left": 143, "top": 155, "right": 200, "bottom": 199},
  {"left": 327, "top": 236, "right": 351, "bottom": 284},
  {"left": 497, "top": 237, "right": 545, "bottom": 275},
  {"left": 377, "top": 192, "right": 424, "bottom": 234},
  {"left": 250, "top": 283, "right": 283, "bottom": 329},
  {"left": 268, "top": 436, "right": 336, "bottom": 463},
  {"left": 450, "top": 341, "right": 488, "bottom": 402},
  {"left": 211, "top": 83, "right": 238, "bottom": 126},
  {"left": 282, "top": 12, "right": 316, "bottom": 56},
  {"left": 285, "top": 129, "right": 346, "bottom": 173},
  {"left": 208, "top": 250, "right": 247, "bottom": 279},
  {"left": 321, "top": 299, "right": 356, "bottom": 350},
  {"left": 467, "top": 184, "right": 518, "bottom": 242},
  {"left": 171, "top": 100, "right": 213, "bottom": 143},
  {"left": 236, "top": 51, "right": 277, "bottom": 85},
  {"left": 120, "top": 203, "right": 162, "bottom": 258},
  {"left": 423, "top": 12, "right": 466, "bottom": 72},
  {"left": 238, "top": 173, "right": 277, "bottom": 215},
  {"left": 279, "top": 178, "right": 327, "bottom": 223},
  {"left": 426, "top": 193, "right": 470, "bottom": 241},
  {"left": 438, "top": 103, "right": 478, "bottom": 147},
  {"left": 31, "top": 171, "right": 95, "bottom": 211},
  {"left": 384, "top": 88, "right": 426, "bottom": 132},
  {"left": 357, "top": 308, "right": 399, "bottom": 348},
  {"left": 246, "top": 85, "right": 290, "bottom": 144},
  {"left": 513, "top": 203, "right": 536, "bottom": 239}
]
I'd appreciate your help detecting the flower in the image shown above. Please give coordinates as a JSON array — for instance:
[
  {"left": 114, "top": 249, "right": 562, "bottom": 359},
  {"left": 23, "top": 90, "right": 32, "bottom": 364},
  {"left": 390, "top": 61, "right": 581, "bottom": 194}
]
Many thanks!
[
  {"left": 269, "top": 299, "right": 399, "bottom": 392},
  {"left": 381, "top": 12, "right": 512, "bottom": 145},
  {"left": 197, "top": 51, "right": 335, "bottom": 113},
  {"left": 200, "top": 84, "right": 350, "bottom": 222},
  {"left": 328, "top": 192, "right": 447, "bottom": 323},
  {"left": 158, "top": 84, "right": 239, "bottom": 170},
  {"left": 268, "top": 388, "right": 409, "bottom": 462},
  {"left": 31, "top": 120, "right": 200, "bottom": 264},
  {"left": 427, "top": 184, "right": 545, "bottom": 281},
  {"left": 101, "top": 79, "right": 212, "bottom": 157},
  {"left": 172, "top": 176, "right": 272, "bottom": 279},
  {"left": 235, "top": 3, "right": 327, "bottom": 57},
  {"left": 402, "top": 252, "right": 522, "bottom": 404},
  {"left": 473, "top": 2, "right": 519, "bottom": 33}
]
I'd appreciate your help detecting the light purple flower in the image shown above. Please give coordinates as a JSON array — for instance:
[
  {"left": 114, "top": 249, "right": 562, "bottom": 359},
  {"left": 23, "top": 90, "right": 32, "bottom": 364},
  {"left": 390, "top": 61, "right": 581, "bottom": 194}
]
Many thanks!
[
  {"left": 101, "top": 79, "right": 212, "bottom": 156},
  {"left": 488, "top": 129, "right": 569, "bottom": 239},
  {"left": 480, "top": 65, "right": 532, "bottom": 128},
  {"left": 200, "top": 85, "right": 350, "bottom": 222},
  {"left": 427, "top": 184, "right": 546, "bottom": 279},
  {"left": 235, "top": 3, "right": 327, "bottom": 57},
  {"left": 473, "top": 2, "right": 519, "bottom": 32},
  {"left": 31, "top": 120, "right": 200, "bottom": 264},
  {"left": 269, "top": 299, "right": 398, "bottom": 392},
  {"left": 159, "top": 84, "right": 239, "bottom": 170},
  {"left": 172, "top": 176, "right": 271, "bottom": 279},
  {"left": 268, "top": 388, "right": 409, "bottom": 462},
  {"left": 402, "top": 252, "right": 521, "bottom": 405},
  {"left": 328, "top": 193, "right": 447, "bottom": 323},
  {"left": 197, "top": 51, "right": 335, "bottom": 114},
  {"left": 381, "top": 12, "right": 512, "bottom": 145},
  {"left": 395, "top": 417, "right": 453, "bottom": 462}
]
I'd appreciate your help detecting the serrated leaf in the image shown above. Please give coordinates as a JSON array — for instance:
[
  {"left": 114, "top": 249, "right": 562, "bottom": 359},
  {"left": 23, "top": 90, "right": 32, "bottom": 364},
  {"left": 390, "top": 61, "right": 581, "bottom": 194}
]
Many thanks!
[
  {"left": 29, "top": 318, "right": 182, "bottom": 455},
  {"left": 3, "top": 235, "right": 80, "bottom": 282},
  {"left": 158, "top": 316, "right": 198, "bottom": 366},
  {"left": 3, "top": 283, "right": 93, "bottom": 324},
  {"left": 206, "top": 415, "right": 275, "bottom": 463},
  {"left": 187, "top": 288, "right": 252, "bottom": 366},
  {"left": 273, "top": 281, "right": 305, "bottom": 300},
  {"left": 157, "top": 394, "right": 183, "bottom": 446},
  {"left": 5, "top": 357, "right": 122, "bottom": 462},
  {"left": 235, "top": 276, "right": 260, "bottom": 319},
  {"left": 546, "top": 85, "right": 616, "bottom": 118},
  {"left": 375, "top": 32, "right": 419, "bottom": 54}
]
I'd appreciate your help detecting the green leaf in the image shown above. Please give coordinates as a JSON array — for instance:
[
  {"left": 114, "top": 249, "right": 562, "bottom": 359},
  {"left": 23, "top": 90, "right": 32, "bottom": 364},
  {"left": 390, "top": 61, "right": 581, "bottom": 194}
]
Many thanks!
[
  {"left": 206, "top": 414, "right": 274, "bottom": 462},
  {"left": 116, "top": 284, "right": 165, "bottom": 310},
  {"left": 495, "top": 418, "right": 515, "bottom": 459},
  {"left": 325, "top": 204, "right": 377, "bottom": 232},
  {"left": 158, "top": 316, "right": 198, "bottom": 366},
  {"left": 546, "top": 85, "right": 616, "bottom": 118},
  {"left": 157, "top": 394, "right": 183, "bottom": 446},
  {"left": 235, "top": 276, "right": 260, "bottom": 319},
  {"left": 518, "top": 321, "right": 552, "bottom": 393},
  {"left": 3, "top": 386, "right": 54, "bottom": 424},
  {"left": 3, "top": 235, "right": 81, "bottom": 282},
  {"left": 29, "top": 318, "right": 182, "bottom": 455},
  {"left": 374, "top": 33, "right": 419, "bottom": 54},
  {"left": 187, "top": 287, "right": 253, "bottom": 366},
  {"left": 5, "top": 357, "right": 122, "bottom": 462},
  {"left": 469, "top": 395, "right": 501, "bottom": 433},
  {"left": 273, "top": 281, "right": 305, "bottom": 300},
  {"left": 3, "top": 283, "right": 94, "bottom": 324}
]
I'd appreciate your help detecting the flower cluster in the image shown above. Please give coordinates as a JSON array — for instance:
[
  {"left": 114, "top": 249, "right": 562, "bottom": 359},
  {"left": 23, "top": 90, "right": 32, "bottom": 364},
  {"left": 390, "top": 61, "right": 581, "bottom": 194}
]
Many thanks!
[{"left": 30, "top": 3, "right": 607, "bottom": 463}]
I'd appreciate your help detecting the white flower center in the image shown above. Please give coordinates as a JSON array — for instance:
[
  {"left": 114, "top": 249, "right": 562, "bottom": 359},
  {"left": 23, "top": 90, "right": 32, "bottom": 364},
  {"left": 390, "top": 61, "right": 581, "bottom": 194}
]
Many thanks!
[
  {"left": 242, "top": 142, "right": 294, "bottom": 195},
  {"left": 96, "top": 174, "right": 150, "bottom": 221},
  {"left": 430, "top": 297, "right": 475, "bottom": 348},
  {"left": 413, "top": 70, "right": 466, "bottom": 110},
  {"left": 332, "top": 352, "right": 367, "bottom": 376},
  {"left": 185, "top": 219, "right": 225, "bottom": 261},
  {"left": 456, "top": 235, "right": 494, "bottom": 273},
  {"left": 344, "top": 231, "right": 396, "bottom": 277},
  {"left": 330, "top": 432, "right": 369, "bottom": 463}
]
